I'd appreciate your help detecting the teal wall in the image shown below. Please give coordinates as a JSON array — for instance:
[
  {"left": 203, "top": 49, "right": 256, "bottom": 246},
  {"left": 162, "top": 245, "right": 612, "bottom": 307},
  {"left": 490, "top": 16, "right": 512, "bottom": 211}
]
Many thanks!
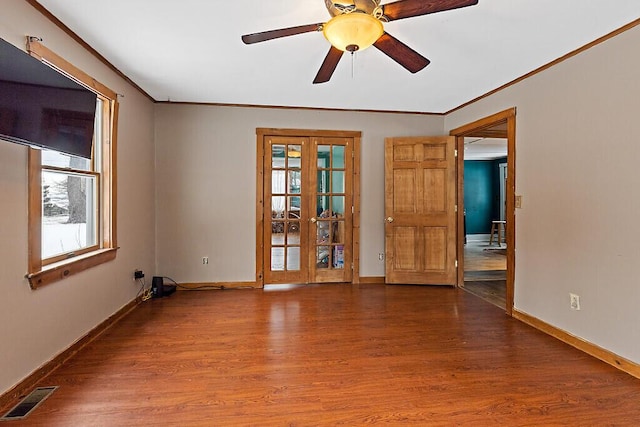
[{"left": 464, "top": 158, "right": 506, "bottom": 234}]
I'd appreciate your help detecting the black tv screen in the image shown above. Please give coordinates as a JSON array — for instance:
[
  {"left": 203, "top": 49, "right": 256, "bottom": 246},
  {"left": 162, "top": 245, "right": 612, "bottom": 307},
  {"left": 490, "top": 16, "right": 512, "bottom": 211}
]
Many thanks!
[{"left": 0, "top": 37, "right": 97, "bottom": 159}]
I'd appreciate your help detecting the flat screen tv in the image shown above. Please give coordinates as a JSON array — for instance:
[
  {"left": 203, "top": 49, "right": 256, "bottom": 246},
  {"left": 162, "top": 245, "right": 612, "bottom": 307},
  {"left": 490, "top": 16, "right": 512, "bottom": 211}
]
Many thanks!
[{"left": 0, "top": 37, "right": 97, "bottom": 159}]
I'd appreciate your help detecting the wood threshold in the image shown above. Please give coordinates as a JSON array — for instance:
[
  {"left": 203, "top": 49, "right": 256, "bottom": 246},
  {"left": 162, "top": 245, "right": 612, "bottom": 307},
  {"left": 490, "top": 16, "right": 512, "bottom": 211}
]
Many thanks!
[
  {"left": 358, "top": 276, "right": 385, "bottom": 284},
  {"left": 0, "top": 297, "right": 140, "bottom": 412},
  {"left": 513, "top": 309, "right": 640, "bottom": 380}
]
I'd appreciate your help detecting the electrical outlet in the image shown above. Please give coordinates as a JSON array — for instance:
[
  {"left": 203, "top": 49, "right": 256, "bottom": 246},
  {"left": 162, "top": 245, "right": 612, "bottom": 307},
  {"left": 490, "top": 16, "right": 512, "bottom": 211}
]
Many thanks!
[
  {"left": 570, "top": 293, "right": 580, "bottom": 311},
  {"left": 378, "top": 253, "right": 384, "bottom": 261},
  {"left": 202, "top": 257, "right": 209, "bottom": 265},
  {"left": 134, "top": 270, "right": 144, "bottom": 280}
]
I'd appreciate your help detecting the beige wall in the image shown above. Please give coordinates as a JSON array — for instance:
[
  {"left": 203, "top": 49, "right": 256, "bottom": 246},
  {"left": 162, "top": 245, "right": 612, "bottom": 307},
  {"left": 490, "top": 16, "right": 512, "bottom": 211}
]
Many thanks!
[
  {"left": 154, "top": 105, "right": 444, "bottom": 282},
  {"left": 445, "top": 24, "right": 640, "bottom": 363},
  {"left": 0, "top": 1, "right": 156, "bottom": 395}
]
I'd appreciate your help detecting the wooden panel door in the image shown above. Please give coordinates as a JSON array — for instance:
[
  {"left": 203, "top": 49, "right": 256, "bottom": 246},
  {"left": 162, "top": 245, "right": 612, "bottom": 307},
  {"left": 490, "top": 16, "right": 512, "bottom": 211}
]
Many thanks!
[{"left": 384, "top": 136, "right": 456, "bottom": 285}]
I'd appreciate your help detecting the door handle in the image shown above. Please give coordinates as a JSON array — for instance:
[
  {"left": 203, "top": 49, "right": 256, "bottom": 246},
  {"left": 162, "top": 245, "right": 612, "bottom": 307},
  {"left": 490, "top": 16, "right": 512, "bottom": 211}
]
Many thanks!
[
  {"left": 385, "top": 217, "right": 394, "bottom": 223},
  {"left": 310, "top": 217, "right": 317, "bottom": 223}
]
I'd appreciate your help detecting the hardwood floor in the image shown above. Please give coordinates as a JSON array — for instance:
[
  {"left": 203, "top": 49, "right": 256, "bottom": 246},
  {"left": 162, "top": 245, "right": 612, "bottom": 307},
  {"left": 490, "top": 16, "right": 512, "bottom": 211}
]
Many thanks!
[
  {"left": 4, "top": 285, "right": 640, "bottom": 425},
  {"left": 462, "top": 280, "right": 506, "bottom": 309},
  {"left": 464, "top": 240, "right": 507, "bottom": 308},
  {"left": 464, "top": 240, "right": 507, "bottom": 272}
]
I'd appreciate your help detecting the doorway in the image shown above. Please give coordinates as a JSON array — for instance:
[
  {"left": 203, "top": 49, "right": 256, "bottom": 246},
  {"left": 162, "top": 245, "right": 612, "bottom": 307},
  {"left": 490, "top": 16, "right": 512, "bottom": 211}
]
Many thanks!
[
  {"left": 450, "top": 108, "right": 516, "bottom": 315},
  {"left": 255, "top": 129, "right": 361, "bottom": 287},
  {"left": 462, "top": 137, "right": 508, "bottom": 308}
]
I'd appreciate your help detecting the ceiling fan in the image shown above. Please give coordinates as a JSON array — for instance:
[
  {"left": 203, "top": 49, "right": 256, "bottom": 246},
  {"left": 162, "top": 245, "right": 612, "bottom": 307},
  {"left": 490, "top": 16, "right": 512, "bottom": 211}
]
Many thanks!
[{"left": 242, "top": 0, "right": 479, "bottom": 84}]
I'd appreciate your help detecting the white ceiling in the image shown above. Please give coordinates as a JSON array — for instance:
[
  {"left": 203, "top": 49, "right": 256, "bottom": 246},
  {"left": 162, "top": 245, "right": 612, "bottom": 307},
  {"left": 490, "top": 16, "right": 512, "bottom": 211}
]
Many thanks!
[
  {"left": 34, "top": 0, "right": 640, "bottom": 113},
  {"left": 464, "top": 137, "right": 506, "bottom": 160}
]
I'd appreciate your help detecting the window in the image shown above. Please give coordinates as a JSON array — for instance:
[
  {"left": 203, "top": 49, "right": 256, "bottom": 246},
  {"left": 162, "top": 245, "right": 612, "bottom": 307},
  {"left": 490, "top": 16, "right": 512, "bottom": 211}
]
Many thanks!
[{"left": 26, "top": 40, "right": 118, "bottom": 288}]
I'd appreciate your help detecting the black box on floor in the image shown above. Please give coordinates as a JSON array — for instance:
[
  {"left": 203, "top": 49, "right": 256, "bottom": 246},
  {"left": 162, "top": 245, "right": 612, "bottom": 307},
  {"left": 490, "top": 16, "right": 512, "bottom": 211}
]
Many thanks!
[{"left": 151, "top": 276, "right": 176, "bottom": 298}]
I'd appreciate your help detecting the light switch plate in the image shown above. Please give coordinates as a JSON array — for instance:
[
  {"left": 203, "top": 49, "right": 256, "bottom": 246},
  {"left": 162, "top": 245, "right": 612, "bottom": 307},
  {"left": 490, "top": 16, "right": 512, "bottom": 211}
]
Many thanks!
[{"left": 515, "top": 195, "right": 522, "bottom": 209}]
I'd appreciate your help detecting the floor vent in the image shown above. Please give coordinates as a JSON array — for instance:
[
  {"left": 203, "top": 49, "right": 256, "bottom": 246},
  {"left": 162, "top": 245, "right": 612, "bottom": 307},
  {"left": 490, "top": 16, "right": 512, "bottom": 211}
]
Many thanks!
[{"left": 1, "top": 386, "right": 57, "bottom": 421}]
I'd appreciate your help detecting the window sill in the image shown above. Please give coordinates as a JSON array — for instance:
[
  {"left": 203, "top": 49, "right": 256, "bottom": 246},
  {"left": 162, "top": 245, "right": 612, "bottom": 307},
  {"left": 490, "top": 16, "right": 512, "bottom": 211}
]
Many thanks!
[{"left": 27, "top": 248, "right": 118, "bottom": 289}]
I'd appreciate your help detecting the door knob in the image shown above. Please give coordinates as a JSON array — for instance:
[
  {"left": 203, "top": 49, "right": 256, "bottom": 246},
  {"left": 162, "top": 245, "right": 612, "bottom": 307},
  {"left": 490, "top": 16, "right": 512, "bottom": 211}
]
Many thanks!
[
  {"left": 386, "top": 217, "right": 394, "bottom": 223},
  {"left": 310, "top": 217, "right": 317, "bottom": 223}
]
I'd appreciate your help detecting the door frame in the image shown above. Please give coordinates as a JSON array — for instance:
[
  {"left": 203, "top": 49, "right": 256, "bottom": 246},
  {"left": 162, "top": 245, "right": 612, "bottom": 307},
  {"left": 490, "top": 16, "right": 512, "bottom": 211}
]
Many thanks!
[
  {"left": 449, "top": 108, "right": 516, "bottom": 316},
  {"left": 499, "top": 162, "right": 507, "bottom": 222},
  {"left": 255, "top": 128, "right": 361, "bottom": 288}
]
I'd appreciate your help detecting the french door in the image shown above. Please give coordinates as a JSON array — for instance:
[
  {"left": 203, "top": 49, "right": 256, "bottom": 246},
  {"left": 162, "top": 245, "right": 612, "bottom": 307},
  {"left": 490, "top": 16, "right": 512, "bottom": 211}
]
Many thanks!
[
  {"left": 264, "top": 136, "right": 309, "bottom": 284},
  {"left": 310, "top": 137, "right": 353, "bottom": 283},
  {"left": 257, "top": 130, "right": 359, "bottom": 286}
]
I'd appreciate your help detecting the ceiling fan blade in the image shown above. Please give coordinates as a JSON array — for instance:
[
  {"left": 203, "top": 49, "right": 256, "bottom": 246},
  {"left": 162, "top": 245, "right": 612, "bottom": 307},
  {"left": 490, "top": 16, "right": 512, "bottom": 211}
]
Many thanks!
[
  {"left": 313, "top": 46, "right": 344, "bottom": 84},
  {"left": 242, "top": 23, "right": 323, "bottom": 44},
  {"left": 382, "top": 0, "right": 478, "bottom": 21},
  {"left": 374, "top": 32, "right": 430, "bottom": 73}
]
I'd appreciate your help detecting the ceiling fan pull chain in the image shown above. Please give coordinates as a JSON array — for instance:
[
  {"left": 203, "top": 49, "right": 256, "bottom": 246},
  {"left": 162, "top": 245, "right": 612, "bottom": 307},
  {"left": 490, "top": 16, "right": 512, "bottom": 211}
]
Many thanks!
[{"left": 351, "top": 51, "right": 355, "bottom": 79}]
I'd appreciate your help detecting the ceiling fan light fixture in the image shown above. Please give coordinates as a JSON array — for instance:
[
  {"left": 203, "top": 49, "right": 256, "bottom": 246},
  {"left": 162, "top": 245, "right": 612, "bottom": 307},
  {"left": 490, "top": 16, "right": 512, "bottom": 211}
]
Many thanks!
[{"left": 322, "top": 12, "right": 383, "bottom": 52}]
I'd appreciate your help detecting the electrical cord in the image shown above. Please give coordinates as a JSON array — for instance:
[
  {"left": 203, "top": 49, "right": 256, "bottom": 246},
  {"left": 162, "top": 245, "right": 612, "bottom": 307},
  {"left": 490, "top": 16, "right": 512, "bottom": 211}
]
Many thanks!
[
  {"left": 162, "top": 275, "right": 223, "bottom": 290},
  {"left": 136, "top": 277, "right": 153, "bottom": 301},
  {"left": 135, "top": 277, "right": 144, "bottom": 298}
]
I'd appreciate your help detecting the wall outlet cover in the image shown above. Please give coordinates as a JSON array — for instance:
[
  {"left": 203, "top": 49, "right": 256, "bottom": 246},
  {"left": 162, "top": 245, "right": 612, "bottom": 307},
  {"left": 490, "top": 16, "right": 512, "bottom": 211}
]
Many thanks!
[{"left": 570, "top": 293, "right": 581, "bottom": 310}]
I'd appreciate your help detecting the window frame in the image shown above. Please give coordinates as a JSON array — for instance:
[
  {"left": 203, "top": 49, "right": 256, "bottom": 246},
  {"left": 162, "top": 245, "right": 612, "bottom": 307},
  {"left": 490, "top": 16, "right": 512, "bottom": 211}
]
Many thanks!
[{"left": 26, "top": 39, "right": 118, "bottom": 289}]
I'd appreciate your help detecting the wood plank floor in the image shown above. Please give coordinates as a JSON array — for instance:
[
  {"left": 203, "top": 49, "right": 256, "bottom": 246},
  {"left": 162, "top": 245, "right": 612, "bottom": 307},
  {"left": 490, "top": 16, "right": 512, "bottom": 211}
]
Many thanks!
[
  {"left": 464, "top": 240, "right": 507, "bottom": 308},
  {"left": 461, "top": 280, "right": 506, "bottom": 309},
  {"left": 463, "top": 240, "right": 506, "bottom": 273},
  {"left": 5, "top": 284, "right": 640, "bottom": 426}
]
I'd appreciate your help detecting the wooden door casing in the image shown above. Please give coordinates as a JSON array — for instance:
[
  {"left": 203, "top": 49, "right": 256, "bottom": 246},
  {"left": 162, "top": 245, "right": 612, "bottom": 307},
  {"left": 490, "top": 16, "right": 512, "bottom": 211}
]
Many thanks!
[
  {"left": 449, "top": 107, "right": 516, "bottom": 315},
  {"left": 384, "top": 136, "right": 457, "bottom": 285}
]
